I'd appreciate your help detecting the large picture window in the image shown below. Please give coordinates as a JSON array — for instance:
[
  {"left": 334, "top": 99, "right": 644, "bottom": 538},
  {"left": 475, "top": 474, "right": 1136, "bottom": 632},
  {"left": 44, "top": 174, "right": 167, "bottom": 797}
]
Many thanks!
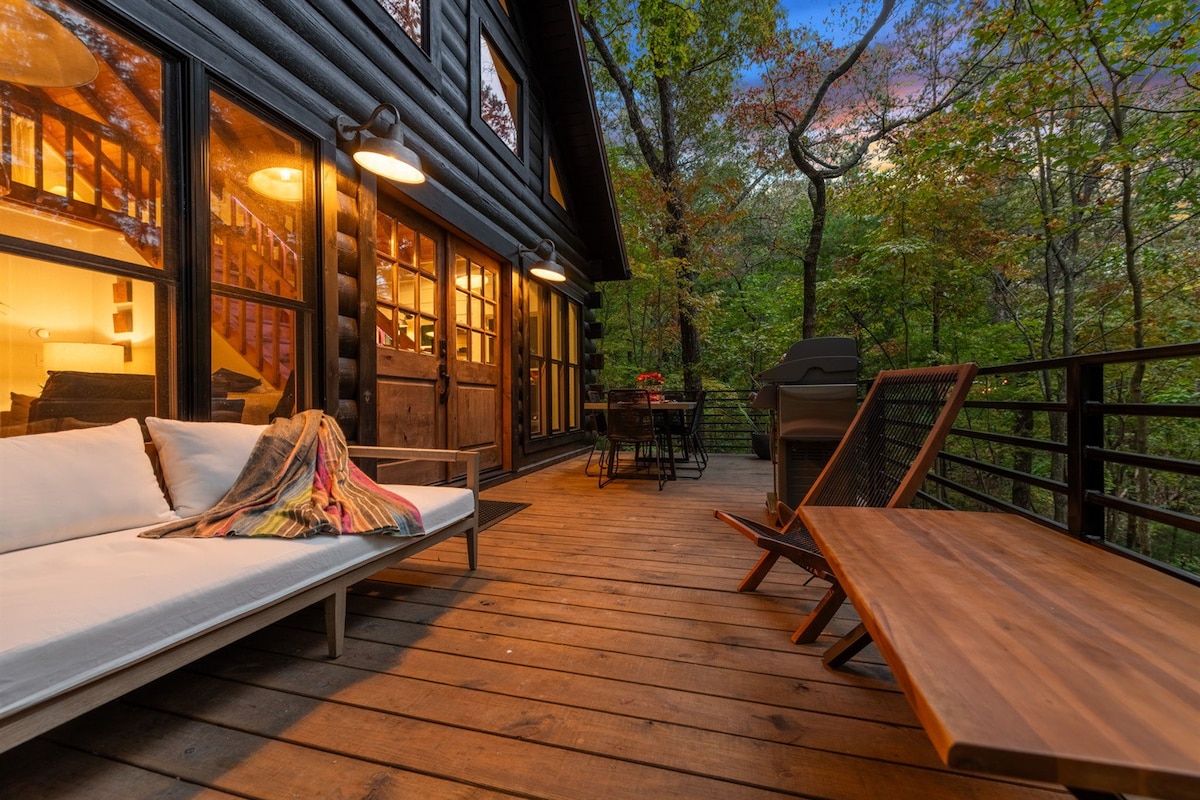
[
  {"left": 1, "top": 1, "right": 316, "bottom": 435},
  {"left": 1, "top": 0, "right": 165, "bottom": 435}
]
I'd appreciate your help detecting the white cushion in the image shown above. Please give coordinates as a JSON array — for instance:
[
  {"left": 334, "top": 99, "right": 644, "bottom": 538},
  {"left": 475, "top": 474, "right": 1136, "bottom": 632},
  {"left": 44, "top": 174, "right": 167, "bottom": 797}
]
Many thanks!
[
  {"left": 0, "top": 418, "right": 173, "bottom": 554},
  {"left": 145, "top": 417, "right": 266, "bottom": 517}
]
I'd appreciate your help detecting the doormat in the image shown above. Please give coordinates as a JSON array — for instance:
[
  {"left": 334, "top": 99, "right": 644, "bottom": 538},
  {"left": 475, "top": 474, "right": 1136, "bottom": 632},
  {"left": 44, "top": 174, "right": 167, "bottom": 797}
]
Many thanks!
[{"left": 479, "top": 499, "right": 531, "bottom": 530}]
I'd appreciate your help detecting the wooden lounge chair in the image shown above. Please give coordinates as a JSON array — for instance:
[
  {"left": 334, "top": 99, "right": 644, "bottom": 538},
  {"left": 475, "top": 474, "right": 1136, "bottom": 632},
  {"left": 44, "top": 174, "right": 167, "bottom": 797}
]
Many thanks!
[{"left": 715, "top": 363, "right": 979, "bottom": 644}]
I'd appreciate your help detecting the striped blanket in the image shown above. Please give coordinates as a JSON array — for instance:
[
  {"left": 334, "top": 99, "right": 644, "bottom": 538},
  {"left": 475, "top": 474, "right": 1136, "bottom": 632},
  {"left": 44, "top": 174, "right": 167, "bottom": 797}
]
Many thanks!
[{"left": 140, "top": 410, "right": 423, "bottom": 539}]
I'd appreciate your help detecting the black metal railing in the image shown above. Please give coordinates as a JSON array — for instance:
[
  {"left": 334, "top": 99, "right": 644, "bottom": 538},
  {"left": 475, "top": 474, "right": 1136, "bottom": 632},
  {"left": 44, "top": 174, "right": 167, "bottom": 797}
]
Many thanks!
[
  {"left": 922, "top": 342, "right": 1200, "bottom": 585},
  {"left": 696, "top": 389, "right": 770, "bottom": 454}
]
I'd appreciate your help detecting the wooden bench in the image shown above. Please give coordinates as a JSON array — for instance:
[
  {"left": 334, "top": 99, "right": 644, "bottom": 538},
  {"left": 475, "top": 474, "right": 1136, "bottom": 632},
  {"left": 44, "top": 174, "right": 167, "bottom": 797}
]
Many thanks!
[{"left": 797, "top": 506, "right": 1200, "bottom": 800}]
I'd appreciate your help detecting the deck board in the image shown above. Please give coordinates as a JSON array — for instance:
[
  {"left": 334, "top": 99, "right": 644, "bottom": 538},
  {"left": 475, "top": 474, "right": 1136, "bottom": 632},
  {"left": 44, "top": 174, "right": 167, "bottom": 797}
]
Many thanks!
[{"left": 0, "top": 455, "right": 1066, "bottom": 799}]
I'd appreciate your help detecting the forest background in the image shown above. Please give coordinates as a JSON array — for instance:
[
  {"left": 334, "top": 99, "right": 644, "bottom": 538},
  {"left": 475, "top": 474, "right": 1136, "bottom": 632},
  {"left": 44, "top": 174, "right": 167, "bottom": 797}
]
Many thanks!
[{"left": 580, "top": 0, "right": 1200, "bottom": 573}]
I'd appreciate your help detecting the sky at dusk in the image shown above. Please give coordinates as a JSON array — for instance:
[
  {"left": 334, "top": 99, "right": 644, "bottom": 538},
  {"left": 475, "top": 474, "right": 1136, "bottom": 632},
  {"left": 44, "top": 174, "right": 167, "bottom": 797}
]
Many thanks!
[{"left": 778, "top": 0, "right": 894, "bottom": 45}]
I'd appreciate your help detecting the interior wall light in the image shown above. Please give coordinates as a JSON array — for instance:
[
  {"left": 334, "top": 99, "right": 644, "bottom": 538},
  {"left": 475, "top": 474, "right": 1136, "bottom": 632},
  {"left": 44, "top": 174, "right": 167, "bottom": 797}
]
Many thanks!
[
  {"left": 336, "top": 103, "right": 425, "bottom": 185},
  {"left": 0, "top": 0, "right": 99, "bottom": 87},
  {"left": 519, "top": 238, "right": 566, "bottom": 283},
  {"left": 248, "top": 166, "right": 304, "bottom": 202}
]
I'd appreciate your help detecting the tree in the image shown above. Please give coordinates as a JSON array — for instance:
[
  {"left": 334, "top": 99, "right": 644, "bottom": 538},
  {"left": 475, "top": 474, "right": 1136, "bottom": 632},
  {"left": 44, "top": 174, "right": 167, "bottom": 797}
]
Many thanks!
[
  {"left": 580, "top": 0, "right": 778, "bottom": 390},
  {"left": 744, "top": 0, "right": 996, "bottom": 338}
]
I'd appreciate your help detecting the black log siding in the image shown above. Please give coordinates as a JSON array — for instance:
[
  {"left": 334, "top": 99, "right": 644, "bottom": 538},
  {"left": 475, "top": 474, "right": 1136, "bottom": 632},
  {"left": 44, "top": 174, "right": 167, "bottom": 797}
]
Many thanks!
[
  {"left": 85, "top": 0, "right": 624, "bottom": 467},
  {"left": 334, "top": 147, "right": 363, "bottom": 439}
]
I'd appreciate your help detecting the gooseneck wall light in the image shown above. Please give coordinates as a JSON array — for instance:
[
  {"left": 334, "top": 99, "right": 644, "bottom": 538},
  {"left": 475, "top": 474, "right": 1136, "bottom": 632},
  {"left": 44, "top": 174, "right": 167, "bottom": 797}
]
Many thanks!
[
  {"left": 519, "top": 238, "right": 566, "bottom": 283},
  {"left": 336, "top": 103, "right": 425, "bottom": 184}
]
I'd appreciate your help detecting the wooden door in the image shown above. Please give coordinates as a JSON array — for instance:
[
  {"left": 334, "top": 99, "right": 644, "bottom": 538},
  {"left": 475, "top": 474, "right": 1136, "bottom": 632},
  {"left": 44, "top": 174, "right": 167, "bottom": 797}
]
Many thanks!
[
  {"left": 373, "top": 206, "right": 446, "bottom": 484},
  {"left": 448, "top": 239, "right": 505, "bottom": 474}
]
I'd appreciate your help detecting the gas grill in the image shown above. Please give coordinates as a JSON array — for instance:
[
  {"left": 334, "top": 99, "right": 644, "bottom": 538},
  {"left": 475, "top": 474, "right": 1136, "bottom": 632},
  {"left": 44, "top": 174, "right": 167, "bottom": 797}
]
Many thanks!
[{"left": 751, "top": 337, "right": 859, "bottom": 510}]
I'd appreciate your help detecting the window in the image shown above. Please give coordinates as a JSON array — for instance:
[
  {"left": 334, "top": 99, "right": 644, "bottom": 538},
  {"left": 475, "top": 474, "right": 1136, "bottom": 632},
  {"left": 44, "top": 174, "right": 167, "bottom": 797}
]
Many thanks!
[
  {"left": 479, "top": 32, "right": 519, "bottom": 154},
  {"left": 548, "top": 155, "right": 566, "bottom": 208},
  {"left": 528, "top": 283, "right": 580, "bottom": 437},
  {"left": 1, "top": 0, "right": 318, "bottom": 434},
  {"left": 1, "top": 1, "right": 164, "bottom": 434},
  {"left": 376, "top": 0, "right": 423, "bottom": 48},
  {"left": 376, "top": 213, "right": 438, "bottom": 354},
  {"left": 208, "top": 90, "right": 313, "bottom": 420},
  {"left": 455, "top": 254, "right": 498, "bottom": 363}
]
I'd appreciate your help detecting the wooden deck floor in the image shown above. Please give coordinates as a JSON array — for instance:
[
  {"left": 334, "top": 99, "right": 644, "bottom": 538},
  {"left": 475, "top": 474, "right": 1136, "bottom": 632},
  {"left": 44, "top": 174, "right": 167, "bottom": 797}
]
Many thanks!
[{"left": 2, "top": 455, "right": 1067, "bottom": 799}]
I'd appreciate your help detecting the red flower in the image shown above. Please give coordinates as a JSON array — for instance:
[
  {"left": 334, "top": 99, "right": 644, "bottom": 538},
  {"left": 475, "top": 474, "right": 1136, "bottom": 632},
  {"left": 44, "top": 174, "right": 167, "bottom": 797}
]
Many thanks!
[{"left": 636, "top": 371, "right": 664, "bottom": 385}]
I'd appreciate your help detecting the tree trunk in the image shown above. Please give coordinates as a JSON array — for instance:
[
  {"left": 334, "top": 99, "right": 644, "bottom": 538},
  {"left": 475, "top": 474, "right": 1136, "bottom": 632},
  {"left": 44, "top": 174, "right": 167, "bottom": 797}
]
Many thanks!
[
  {"left": 801, "top": 175, "right": 827, "bottom": 339},
  {"left": 665, "top": 182, "right": 702, "bottom": 392}
]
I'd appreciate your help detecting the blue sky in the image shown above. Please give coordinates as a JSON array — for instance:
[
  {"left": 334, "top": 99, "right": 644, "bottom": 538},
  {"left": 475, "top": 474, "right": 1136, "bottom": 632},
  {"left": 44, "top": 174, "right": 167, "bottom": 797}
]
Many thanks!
[{"left": 778, "top": 0, "right": 893, "bottom": 45}]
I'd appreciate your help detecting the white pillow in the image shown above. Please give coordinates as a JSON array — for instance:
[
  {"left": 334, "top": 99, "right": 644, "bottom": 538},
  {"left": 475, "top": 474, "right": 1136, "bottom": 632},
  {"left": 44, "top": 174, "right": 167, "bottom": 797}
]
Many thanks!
[
  {"left": 146, "top": 417, "right": 266, "bottom": 517},
  {"left": 0, "top": 418, "right": 173, "bottom": 554}
]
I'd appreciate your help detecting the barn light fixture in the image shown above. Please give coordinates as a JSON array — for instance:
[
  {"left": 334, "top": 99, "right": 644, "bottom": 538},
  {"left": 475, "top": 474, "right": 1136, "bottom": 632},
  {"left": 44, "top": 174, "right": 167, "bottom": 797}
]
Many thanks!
[
  {"left": 519, "top": 238, "right": 565, "bottom": 283},
  {"left": 336, "top": 103, "right": 425, "bottom": 185}
]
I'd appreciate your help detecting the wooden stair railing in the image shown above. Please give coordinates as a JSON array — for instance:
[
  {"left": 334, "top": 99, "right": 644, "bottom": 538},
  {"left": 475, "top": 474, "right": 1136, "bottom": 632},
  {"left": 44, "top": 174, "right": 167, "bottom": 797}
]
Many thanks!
[
  {"left": 2, "top": 86, "right": 298, "bottom": 393},
  {"left": 1, "top": 86, "right": 162, "bottom": 266}
]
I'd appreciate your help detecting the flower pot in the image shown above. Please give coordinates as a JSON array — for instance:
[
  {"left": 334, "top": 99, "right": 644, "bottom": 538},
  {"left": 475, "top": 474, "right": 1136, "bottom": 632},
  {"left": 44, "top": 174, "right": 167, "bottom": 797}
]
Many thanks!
[{"left": 751, "top": 432, "right": 771, "bottom": 460}]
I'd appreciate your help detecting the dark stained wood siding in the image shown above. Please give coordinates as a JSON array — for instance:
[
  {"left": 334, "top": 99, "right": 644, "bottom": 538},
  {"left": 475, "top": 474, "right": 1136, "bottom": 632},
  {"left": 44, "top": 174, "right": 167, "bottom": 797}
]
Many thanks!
[{"left": 91, "top": 0, "right": 620, "bottom": 457}]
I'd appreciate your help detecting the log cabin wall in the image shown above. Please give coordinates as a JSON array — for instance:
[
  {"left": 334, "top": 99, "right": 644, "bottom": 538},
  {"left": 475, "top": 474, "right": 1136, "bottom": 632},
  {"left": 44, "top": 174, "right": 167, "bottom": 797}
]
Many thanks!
[{"left": 46, "top": 0, "right": 627, "bottom": 478}]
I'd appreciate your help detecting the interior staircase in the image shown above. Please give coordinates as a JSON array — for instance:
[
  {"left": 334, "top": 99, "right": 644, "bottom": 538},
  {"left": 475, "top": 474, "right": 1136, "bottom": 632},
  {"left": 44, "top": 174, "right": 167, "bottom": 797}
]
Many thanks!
[{"left": 2, "top": 87, "right": 295, "bottom": 391}]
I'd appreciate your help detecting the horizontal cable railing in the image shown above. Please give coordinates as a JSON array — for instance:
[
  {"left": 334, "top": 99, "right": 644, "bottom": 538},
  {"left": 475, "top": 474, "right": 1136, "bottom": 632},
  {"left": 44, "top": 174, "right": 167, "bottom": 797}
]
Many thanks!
[{"left": 925, "top": 341, "right": 1200, "bottom": 585}]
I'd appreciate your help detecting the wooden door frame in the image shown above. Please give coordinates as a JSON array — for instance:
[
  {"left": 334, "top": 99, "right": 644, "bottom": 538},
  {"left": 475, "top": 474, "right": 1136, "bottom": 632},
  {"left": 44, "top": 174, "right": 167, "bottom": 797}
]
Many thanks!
[{"left": 447, "top": 235, "right": 510, "bottom": 476}]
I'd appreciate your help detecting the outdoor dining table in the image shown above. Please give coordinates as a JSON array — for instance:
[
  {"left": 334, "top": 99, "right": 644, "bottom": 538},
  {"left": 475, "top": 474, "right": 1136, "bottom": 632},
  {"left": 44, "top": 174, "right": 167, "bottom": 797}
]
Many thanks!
[{"left": 584, "top": 398, "right": 698, "bottom": 480}]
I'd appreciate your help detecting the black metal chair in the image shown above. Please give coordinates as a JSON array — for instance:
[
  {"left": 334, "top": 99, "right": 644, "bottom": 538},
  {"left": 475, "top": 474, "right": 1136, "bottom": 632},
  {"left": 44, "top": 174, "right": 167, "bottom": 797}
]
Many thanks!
[
  {"left": 664, "top": 389, "right": 707, "bottom": 477},
  {"left": 714, "top": 363, "right": 979, "bottom": 647},
  {"left": 600, "top": 389, "right": 668, "bottom": 490},
  {"left": 584, "top": 389, "right": 608, "bottom": 477}
]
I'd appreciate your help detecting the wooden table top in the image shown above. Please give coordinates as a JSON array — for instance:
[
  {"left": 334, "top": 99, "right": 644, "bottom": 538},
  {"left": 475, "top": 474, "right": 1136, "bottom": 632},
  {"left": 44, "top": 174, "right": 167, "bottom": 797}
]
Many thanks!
[{"left": 797, "top": 506, "right": 1200, "bottom": 800}]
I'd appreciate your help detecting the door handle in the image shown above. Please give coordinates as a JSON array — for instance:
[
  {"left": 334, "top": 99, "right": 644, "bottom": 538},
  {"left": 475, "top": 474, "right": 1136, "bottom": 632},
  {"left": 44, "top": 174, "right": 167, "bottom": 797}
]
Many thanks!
[{"left": 438, "top": 363, "right": 449, "bottom": 405}]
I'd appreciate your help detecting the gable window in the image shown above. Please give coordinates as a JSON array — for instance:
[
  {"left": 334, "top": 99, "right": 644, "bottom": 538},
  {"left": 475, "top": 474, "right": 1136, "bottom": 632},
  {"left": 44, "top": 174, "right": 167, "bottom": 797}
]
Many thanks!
[
  {"left": 479, "top": 32, "right": 519, "bottom": 154},
  {"left": 376, "top": 0, "right": 423, "bottom": 48},
  {"left": 548, "top": 155, "right": 566, "bottom": 208}
]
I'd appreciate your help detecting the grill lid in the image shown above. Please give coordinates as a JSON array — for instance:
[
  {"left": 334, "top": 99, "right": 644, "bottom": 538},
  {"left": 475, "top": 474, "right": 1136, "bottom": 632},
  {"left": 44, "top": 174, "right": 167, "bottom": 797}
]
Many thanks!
[{"left": 756, "top": 336, "right": 859, "bottom": 385}]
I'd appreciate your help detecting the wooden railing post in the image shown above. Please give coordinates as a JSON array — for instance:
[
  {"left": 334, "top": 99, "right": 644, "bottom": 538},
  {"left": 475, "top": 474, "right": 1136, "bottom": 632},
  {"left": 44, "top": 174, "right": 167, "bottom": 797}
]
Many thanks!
[{"left": 1066, "top": 361, "right": 1105, "bottom": 542}]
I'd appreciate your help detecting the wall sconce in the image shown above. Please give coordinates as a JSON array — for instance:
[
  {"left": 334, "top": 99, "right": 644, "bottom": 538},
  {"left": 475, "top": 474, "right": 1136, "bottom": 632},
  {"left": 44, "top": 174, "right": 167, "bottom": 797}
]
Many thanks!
[
  {"left": 336, "top": 103, "right": 425, "bottom": 185},
  {"left": 519, "top": 238, "right": 566, "bottom": 283},
  {"left": 0, "top": 0, "right": 99, "bottom": 87}
]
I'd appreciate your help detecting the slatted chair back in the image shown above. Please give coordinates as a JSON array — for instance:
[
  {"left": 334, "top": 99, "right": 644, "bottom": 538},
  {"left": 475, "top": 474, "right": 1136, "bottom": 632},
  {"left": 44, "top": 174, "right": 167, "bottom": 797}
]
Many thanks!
[
  {"left": 803, "top": 363, "right": 979, "bottom": 510},
  {"left": 715, "top": 362, "right": 979, "bottom": 645},
  {"left": 606, "top": 389, "right": 656, "bottom": 444}
]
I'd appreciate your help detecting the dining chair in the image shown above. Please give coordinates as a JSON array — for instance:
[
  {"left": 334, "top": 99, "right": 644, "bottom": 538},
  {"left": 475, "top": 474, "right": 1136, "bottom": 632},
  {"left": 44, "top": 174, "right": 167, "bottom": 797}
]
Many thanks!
[
  {"left": 600, "top": 389, "right": 668, "bottom": 490},
  {"left": 584, "top": 389, "right": 608, "bottom": 477},
  {"left": 664, "top": 389, "right": 707, "bottom": 477}
]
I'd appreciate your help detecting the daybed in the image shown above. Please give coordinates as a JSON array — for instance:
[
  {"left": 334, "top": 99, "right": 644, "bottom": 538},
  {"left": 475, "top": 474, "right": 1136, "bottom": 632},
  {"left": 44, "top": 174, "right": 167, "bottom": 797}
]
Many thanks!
[{"left": 0, "top": 416, "right": 479, "bottom": 753}]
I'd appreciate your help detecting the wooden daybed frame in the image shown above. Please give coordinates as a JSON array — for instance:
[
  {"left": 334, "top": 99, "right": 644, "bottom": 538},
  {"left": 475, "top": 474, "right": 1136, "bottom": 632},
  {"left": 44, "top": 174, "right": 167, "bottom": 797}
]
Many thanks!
[{"left": 0, "top": 445, "right": 479, "bottom": 753}]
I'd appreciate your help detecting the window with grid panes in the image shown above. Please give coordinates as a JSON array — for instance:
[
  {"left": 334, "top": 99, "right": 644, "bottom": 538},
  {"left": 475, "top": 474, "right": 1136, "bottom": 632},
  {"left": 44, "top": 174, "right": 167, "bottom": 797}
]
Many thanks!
[
  {"left": 527, "top": 283, "right": 580, "bottom": 437},
  {"left": 376, "top": 213, "right": 438, "bottom": 354},
  {"left": 454, "top": 254, "right": 498, "bottom": 363}
]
